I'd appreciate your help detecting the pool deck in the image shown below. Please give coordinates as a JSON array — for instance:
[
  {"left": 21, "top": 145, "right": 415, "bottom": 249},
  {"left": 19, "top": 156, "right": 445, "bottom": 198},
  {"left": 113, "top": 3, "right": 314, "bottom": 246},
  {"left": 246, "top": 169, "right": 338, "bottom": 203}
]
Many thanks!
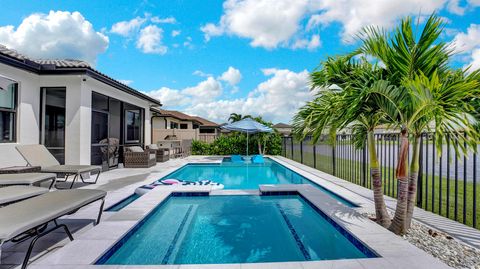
[{"left": 0, "top": 155, "right": 466, "bottom": 269}]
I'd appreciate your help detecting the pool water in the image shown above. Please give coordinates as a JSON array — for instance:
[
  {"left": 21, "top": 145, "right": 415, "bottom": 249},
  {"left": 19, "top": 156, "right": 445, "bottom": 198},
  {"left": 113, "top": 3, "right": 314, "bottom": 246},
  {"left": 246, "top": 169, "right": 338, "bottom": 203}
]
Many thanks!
[
  {"left": 160, "top": 158, "right": 356, "bottom": 207},
  {"left": 99, "top": 195, "right": 375, "bottom": 265}
]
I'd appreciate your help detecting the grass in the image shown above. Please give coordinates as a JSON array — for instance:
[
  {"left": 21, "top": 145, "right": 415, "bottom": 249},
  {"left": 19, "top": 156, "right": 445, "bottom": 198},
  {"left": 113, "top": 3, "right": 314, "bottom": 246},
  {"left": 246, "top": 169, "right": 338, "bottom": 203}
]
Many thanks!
[{"left": 285, "top": 149, "right": 479, "bottom": 229}]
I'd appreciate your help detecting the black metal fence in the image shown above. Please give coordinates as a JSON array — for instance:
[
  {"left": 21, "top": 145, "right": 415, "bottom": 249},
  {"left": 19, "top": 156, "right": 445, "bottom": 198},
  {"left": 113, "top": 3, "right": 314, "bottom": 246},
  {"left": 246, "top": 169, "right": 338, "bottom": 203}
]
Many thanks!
[{"left": 282, "top": 133, "right": 479, "bottom": 229}]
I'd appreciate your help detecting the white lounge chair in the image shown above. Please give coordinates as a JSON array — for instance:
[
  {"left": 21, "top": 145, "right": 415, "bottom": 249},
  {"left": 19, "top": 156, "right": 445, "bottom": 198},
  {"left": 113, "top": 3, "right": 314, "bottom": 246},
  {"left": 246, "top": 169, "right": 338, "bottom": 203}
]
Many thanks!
[
  {"left": 0, "top": 186, "right": 49, "bottom": 206},
  {"left": 0, "top": 189, "right": 106, "bottom": 269},
  {"left": 16, "top": 145, "right": 101, "bottom": 189},
  {"left": 0, "top": 173, "right": 57, "bottom": 189}
]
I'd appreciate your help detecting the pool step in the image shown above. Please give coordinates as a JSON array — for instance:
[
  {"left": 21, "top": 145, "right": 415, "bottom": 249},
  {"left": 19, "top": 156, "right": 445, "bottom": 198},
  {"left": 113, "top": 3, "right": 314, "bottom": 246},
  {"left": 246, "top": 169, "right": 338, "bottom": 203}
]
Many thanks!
[
  {"left": 275, "top": 203, "right": 312, "bottom": 261},
  {"left": 161, "top": 204, "right": 197, "bottom": 264}
]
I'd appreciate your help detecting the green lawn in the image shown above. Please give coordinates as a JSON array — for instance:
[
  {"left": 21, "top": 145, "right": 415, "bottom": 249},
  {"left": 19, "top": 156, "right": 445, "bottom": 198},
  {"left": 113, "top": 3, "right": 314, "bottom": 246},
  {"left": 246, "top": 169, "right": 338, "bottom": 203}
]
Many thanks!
[{"left": 285, "top": 149, "right": 479, "bottom": 229}]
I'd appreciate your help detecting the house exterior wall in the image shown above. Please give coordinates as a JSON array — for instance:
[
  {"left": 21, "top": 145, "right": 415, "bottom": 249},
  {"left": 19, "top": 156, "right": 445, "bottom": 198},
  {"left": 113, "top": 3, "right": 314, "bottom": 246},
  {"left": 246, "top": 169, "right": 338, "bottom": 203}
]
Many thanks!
[{"left": 0, "top": 63, "right": 154, "bottom": 167}]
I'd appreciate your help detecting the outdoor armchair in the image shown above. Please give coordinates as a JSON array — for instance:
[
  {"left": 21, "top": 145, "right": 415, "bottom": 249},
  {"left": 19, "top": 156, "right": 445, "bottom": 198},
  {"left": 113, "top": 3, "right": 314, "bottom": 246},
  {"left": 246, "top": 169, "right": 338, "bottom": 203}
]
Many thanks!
[
  {"left": 123, "top": 146, "right": 156, "bottom": 168},
  {"left": 146, "top": 144, "right": 170, "bottom": 162},
  {"left": 16, "top": 145, "right": 101, "bottom": 189}
]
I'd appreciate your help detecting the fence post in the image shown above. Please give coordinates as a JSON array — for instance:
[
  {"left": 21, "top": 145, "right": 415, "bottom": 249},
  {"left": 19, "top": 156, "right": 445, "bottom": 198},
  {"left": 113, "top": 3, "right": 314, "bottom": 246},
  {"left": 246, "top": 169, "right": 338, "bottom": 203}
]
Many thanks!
[
  {"left": 332, "top": 140, "right": 336, "bottom": 176},
  {"left": 313, "top": 144, "right": 317, "bottom": 168},
  {"left": 362, "top": 146, "right": 367, "bottom": 187},
  {"left": 300, "top": 140, "right": 304, "bottom": 164},
  {"left": 291, "top": 137, "right": 294, "bottom": 159},
  {"left": 416, "top": 134, "right": 424, "bottom": 207},
  {"left": 283, "top": 137, "right": 286, "bottom": 157}
]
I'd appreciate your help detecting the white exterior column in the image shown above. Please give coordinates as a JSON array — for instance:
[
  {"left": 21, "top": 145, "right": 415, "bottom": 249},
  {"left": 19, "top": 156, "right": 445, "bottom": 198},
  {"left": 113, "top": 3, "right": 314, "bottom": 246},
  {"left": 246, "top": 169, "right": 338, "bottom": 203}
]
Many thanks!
[{"left": 64, "top": 76, "right": 91, "bottom": 165}]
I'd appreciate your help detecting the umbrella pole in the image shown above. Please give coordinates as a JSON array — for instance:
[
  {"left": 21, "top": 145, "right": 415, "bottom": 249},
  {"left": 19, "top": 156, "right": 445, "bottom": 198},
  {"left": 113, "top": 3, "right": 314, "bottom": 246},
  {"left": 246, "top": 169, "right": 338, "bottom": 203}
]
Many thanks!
[{"left": 247, "top": 133, "right": 249, "bottom": 156}]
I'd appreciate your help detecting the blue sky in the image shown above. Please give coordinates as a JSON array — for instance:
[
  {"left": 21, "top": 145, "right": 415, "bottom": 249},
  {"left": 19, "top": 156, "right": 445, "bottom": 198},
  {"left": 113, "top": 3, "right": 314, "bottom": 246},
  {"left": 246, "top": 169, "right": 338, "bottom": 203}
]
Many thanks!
[{"left": 0, "top": 0, "right": 479, "bottom": 123}]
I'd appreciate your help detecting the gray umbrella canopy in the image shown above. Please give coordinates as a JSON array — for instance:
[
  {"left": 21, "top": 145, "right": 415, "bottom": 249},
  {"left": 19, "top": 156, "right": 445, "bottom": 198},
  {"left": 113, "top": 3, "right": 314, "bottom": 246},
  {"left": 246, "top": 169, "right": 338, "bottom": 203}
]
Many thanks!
[{"left": 221, "top": 118, "right": 273, "bottom": 155}]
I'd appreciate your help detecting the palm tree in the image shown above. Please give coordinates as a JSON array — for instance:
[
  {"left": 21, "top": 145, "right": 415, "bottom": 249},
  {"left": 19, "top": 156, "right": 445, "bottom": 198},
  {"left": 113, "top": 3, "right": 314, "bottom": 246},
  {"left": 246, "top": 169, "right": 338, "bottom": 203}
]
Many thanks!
[
  {"left": 356, "top": 14, "right": 480, "bottom": 234},
  {"left": 228, "top": 113, "right": 252, "bottom": 123},
  {"left": 294, "top": 57, "right": 392, "bottom": 227}
]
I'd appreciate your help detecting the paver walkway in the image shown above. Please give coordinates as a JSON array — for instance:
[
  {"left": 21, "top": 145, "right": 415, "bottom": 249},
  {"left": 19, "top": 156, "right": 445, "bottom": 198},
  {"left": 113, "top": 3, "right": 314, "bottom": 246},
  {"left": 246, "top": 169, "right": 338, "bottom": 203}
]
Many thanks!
[{"left": 275, "top": 156, "right": 480, "bottom": 249}]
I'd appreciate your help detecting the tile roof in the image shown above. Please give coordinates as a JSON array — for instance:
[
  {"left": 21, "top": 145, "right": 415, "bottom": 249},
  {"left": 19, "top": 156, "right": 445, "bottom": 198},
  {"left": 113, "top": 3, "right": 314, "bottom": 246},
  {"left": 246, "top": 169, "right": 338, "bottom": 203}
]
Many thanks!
[
  {"left": 273, "top": 123, "right": 292, "bottom": 128},
  {"left": 151, "top": 108, "right": 219, "bottom": 127},
  {"left": 0, "top": 45, "right": 161, "bottom": 105},
  {"left": 192, "top": 116, "right": 219, "bottom": 127}
]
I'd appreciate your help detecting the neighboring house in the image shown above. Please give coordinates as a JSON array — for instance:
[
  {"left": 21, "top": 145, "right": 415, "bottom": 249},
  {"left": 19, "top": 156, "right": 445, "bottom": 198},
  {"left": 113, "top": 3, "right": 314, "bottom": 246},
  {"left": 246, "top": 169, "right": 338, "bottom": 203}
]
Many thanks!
[
  {"left": 273, "top": 123, "right": 293, "bottom": 136},
  {"left": 0, "top": 45, "right": 161, "bottom": 170},
  {"left": 151, "top": 108, "right": 220, "bottom": 143}
]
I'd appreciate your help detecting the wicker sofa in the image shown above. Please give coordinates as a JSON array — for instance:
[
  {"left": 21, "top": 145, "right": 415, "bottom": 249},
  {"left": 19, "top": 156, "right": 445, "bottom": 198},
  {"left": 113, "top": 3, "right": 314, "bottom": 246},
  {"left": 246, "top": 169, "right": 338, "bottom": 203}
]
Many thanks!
[
  {"left": 123, "top": 146, "right": 156, "bottom": 168},
  {"left": 146, "top": 144, "right": 170, "bottom": 162}
]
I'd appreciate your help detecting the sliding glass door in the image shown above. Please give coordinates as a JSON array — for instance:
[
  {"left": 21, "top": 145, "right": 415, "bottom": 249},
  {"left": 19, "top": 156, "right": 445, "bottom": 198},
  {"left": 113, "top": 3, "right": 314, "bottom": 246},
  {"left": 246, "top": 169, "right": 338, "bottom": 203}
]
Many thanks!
[
  {"left": 40, "top": 87, "right": 66, "bottom": 164},
  {"left": 90, "top": 92, "right": 143, "bottom": 170}
]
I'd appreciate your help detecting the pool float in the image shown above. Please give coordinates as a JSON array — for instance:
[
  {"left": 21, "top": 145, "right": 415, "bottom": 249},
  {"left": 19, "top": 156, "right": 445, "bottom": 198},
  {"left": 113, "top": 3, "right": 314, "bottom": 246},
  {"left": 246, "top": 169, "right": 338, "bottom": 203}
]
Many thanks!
[{"left": 134, "top": 179, "right": 224, "bottom": 195}]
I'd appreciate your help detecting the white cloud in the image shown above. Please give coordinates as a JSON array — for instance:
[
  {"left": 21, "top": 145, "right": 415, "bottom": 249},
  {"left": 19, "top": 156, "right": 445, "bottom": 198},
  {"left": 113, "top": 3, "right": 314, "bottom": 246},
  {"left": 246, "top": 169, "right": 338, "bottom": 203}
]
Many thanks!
[
  {"left": 292, "top": 34, "right": 321, "bottom": 50},
  {"left": 0, "top": 10, "right": 108, "bottom": 64},
  {"left": 193, "top": 70, "right": 212, "bottom": 77},
  {"left": 469, "top": 49, "right": 480, "bottom": 71},
  {"left": 451, "top": 24, "right": 480, "bottom": 71},
  {"left": 447, "top": 0, "right": 466, "bottom": 15},
  {"left": 110, "top": 16, "right": 146, "bottom": 37},
  {"left": 183, "top": 77, "right": 223, "bottom": 103},
  {"left": 187, "top": 69, "right": 312, "bottom": 123},
  {"left": 219, "top": 66, "right": 242, "bottom": 86},
  {"left": 452, "top": 24, "right": 480, "bottom": 54},
  {"left": 201, "top": 0, "right": 310, "bottom": 49},
  {"left": 201, "top": 0, "right": 454, "bottom": 48},
  {"left": 118, "top": 79, "right": 133, "bottom": 85},
  {"left": 146, "top": 87, "right": 190, "bottom": 107},
  {"left": 136, "top": 25, "right": 167, "bottom": 54},
  {"left": 151, "top": 16, "right": 177, "bottom": 24},
  {"left": 308, "top": 0, "right": 448, "bottom": 43},
  {"left": 171, "top": 30, "right": 181, "bottom": 37},
  {"left": 146, "top": 67, "right": 311, "bottom": 123}
]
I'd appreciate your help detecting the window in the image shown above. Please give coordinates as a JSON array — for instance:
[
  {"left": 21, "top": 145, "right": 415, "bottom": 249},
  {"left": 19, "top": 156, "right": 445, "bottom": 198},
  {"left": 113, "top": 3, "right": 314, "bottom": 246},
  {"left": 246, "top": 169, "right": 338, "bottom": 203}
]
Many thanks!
[
  {"left": 170, "top": 122, "right": 178, "bottom": 129},
  {"left": 41, "top": 87, "right": 66, "bottom": 163},
  {"left": 180, "top": 123, "right": 188, "bottom": 129},
  {"left": 0, "top": 83, "right": 17, "bottom": 143},
  {"left": 125, "top": 110, "right": 141, "bottom": 143}
]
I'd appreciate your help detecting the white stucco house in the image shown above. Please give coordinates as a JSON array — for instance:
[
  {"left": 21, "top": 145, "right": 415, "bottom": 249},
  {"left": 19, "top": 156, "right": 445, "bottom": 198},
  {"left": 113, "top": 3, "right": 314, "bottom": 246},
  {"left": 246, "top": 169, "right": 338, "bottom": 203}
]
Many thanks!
[{"left": 0, "top": 45, "right": 161, "bottom": 170}]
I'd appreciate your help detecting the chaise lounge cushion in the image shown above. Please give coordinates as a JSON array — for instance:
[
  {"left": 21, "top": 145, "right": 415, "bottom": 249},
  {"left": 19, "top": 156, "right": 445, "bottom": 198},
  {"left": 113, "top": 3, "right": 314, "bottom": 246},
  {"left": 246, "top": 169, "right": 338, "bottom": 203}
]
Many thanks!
[
  {"left": 40, "top": 165, "right": 101, "bottom": 174},
  {"left": 0, "top": 173, "right": 56, "bottom": 186},
  {"left": 0, "top": 186, "right": 49, "bottom": 205},
  {"left": 0, "top": 189, "right": 106, "bottom": 242}
]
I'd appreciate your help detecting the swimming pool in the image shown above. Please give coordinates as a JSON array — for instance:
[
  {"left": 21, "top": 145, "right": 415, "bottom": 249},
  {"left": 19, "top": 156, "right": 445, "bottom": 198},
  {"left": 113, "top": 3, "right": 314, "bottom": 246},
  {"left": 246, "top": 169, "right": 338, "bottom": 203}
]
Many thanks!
[
  {"left": 98, "top": 195, "right": 376, "bottom": 265},
  {"left": 159, "top": 158, "right": 356, "bottom": 207}
]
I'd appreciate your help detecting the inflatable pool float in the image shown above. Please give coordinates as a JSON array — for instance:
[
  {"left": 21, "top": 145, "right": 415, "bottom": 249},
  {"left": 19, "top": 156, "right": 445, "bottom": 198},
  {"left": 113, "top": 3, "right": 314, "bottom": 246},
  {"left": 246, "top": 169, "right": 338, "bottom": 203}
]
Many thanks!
[{"left": 134, "top": 179, "right": 224, "bottom": 195}]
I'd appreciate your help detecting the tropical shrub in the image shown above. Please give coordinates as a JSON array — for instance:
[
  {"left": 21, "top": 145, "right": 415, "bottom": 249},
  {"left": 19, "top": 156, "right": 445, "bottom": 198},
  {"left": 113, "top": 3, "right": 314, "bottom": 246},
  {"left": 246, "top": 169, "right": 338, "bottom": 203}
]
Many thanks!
[{"left": 192, "top": 132, "right": 282, "bottom": 155}]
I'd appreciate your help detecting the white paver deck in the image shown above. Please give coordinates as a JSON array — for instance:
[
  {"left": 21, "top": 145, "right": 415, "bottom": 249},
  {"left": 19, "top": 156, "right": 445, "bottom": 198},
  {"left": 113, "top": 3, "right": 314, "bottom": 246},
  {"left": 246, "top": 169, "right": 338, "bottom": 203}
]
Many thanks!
[{"left": 0, "top": 155, "right": 464, "bottom": 269}]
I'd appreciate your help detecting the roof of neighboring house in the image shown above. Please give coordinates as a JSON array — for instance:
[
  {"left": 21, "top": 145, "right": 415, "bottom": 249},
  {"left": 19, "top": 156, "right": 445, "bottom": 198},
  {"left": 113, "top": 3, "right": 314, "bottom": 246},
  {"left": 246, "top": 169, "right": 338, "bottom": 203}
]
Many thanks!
[
  {"left": 192, "top": 116, "right": 219, "bottom": 127},
  {"left": 273, "top": 123, "right": 292, "bottom": 128},
  {"left": 0, "top": 45, "right": 161, "bottom": 105},
  {"left": 151, "top": 108, "right": 220, "bottom": 127}
]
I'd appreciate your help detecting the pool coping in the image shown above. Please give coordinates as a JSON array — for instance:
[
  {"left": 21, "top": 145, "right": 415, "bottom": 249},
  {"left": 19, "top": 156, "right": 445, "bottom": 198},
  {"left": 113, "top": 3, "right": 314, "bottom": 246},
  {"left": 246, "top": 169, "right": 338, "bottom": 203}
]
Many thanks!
[{"left": 30, "top": 179, "right": 451, "bottom": 269}]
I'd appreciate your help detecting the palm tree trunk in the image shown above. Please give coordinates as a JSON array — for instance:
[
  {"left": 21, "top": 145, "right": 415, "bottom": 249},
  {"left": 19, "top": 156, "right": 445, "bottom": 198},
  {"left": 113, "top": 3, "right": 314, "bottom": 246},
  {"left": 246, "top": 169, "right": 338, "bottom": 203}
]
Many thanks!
[
  {"left": 368, "top": 131, "right": 391, "bottom": 227},
  {"left": 405, "top": 135, "right": 421, "bottom": 230},
  {"left": 389, "top": 129, "right": 409, "bottom": 235}
]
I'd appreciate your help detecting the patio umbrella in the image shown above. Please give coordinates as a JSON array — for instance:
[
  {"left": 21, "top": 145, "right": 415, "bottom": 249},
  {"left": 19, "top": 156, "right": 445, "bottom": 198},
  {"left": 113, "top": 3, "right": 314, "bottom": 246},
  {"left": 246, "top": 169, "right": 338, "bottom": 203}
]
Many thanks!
[{"left": 221, "top": 117, "right": 273, "bottom": 156}]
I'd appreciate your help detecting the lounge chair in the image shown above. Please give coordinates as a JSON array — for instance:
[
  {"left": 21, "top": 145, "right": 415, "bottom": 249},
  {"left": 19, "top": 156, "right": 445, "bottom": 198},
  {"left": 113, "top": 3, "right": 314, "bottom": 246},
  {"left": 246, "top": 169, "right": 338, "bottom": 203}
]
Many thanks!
[
  {"left": 123, "top": 146, "right": 156, "bottom": 168},
  {"left": 146, "top": 144, "right": 170, "bottom": 162},
  {"left": 0, "top": 189, "right": 106, "bottom": 269},
  {"left": 252, "top": 155, "right": 265, "bottom": 164},
  {"left": 16, "top": 145, "right": 101, "bottom": 189},
  {"left": 0, "top": 186, "right": 49, "bottom": 206},
  {"left": 0, "top": 173, "right": 57, "bottom": 189},
  {"left": 230, "top": 155, "right": 244, "bottom": 163}
]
